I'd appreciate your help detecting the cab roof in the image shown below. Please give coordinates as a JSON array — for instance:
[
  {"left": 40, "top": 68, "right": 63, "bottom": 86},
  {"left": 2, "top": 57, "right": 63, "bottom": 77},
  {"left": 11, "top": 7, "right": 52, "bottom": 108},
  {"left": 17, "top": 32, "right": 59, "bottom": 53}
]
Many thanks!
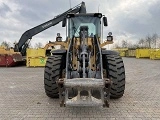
[{"left": 66, "top": 13, "right": 103, "bottom": 18}]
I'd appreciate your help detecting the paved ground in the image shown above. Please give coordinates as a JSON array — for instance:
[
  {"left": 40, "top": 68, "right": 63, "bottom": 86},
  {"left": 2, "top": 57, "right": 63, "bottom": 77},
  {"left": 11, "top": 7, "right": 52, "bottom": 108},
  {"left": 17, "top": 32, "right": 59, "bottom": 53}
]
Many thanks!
[{"left": 0, "top": 58, "right": 160, "bottom": 120}]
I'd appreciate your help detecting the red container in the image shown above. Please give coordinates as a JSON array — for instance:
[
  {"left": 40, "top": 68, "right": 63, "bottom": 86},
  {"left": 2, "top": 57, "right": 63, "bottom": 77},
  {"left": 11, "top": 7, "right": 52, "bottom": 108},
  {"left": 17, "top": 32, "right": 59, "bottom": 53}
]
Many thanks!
[
  {"left": 0, "top": 54, "right": 24, "bottom": 67},
  {"left": 0, "top": 55, "right": 6, "bottom": 66}
]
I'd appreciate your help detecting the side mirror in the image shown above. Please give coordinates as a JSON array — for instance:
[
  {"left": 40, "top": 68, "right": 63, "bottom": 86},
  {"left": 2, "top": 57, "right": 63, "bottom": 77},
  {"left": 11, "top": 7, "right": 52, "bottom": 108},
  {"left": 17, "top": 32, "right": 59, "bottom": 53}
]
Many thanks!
[
  {"left": 62, "top": 18, "right": 66, "bottom": 27},
  {"left": 103, "top": 17, "right": 108, "bottom": 26}
]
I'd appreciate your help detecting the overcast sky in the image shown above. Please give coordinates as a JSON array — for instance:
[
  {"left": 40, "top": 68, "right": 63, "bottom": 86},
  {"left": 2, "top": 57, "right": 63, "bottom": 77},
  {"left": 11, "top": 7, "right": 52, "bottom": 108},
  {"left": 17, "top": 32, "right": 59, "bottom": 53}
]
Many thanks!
[{"left": 0, "top": 0, "right": 160, "bottom": 47}]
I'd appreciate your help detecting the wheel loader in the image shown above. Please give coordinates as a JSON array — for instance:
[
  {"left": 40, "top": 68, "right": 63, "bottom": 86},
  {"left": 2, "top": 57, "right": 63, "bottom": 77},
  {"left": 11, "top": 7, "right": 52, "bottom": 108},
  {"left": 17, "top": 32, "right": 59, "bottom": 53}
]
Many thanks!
[{"left": 44, "top": 12, "right": 125, "bottom": 107}]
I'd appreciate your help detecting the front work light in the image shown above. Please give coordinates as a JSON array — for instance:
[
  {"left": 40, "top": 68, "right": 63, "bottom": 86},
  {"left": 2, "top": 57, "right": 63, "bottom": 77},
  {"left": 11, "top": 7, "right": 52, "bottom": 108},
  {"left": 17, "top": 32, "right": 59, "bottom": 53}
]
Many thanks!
[
  {"left": 107, "top": 32, "right": 113, "bottom": 41},
  {"left": 107, "top": 36, "right": 113, "bottom": 41}
]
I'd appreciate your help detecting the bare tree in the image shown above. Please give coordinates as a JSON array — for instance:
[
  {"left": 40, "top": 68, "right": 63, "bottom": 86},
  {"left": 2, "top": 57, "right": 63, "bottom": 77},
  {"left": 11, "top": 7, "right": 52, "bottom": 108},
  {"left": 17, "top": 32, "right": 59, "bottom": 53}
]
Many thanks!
[
  {"left": 137, "top": 34, "right": 160, "bottom": 49},
  {"left": 1, "top": 41, "right": 10, "bottom": 48},
  {"left": 113, "top": 43, "right": 120, "bottom": 49},
  {"left": 34, "top": 42, "right": 43, "bottom": 48},
  {"left": 157, "top": 38, "right": 160, "bottom": 48},
  {"left": 121, "top": 40, "right": 128, "bottom": 48},
  {"left": 133, "top": 44, "right": 140, "bottom": 49},
  {"left": 151, "top": 33, "right": 158, "bottom": 48},
  {"left": 127, "top": 41, "right": 134, "bottom": 48},
  {"left": 145, "top": 35, "right": 152, "bottom": 48},
  {"left": 27, "top": 42, "right": 32, "bottom": 48},
  {"left": 158, "top": 38, "right": 160, "bottom": 49},
  {"left": 138, "top": 38, "right": 145, "bottom": 48}
]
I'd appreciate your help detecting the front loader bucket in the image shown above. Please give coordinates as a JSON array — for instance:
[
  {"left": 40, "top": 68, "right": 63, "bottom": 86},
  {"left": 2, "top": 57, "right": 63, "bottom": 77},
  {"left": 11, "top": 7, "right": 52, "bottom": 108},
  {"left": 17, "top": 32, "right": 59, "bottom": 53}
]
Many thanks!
[{"left": 58, "top": 78, "right": 111, "bottom": 107}]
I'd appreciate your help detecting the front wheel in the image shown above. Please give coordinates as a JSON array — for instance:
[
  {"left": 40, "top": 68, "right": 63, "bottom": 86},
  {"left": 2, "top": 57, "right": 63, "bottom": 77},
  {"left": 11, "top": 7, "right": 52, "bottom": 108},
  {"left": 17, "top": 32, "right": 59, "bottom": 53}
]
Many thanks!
[
  {"left": 44, "top": 55, "right": 63, "bottom": 98},
  {"left": 104, "top": 55, "right": 125, "bottom": 99}
]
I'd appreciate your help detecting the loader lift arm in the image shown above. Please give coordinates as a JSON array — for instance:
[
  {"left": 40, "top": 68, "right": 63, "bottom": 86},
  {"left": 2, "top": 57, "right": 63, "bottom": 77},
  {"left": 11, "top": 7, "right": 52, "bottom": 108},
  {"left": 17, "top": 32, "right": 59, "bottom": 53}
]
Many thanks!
[{"left": 14, "top": 2, "right": 86, "bottom": 56}]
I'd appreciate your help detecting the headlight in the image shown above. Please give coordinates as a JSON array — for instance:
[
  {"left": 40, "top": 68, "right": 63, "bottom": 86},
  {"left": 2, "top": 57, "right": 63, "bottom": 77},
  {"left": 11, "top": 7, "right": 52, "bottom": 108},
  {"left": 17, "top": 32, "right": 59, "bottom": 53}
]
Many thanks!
[{"left": 107, "top": 36, "right": 113, "bottom": 41}]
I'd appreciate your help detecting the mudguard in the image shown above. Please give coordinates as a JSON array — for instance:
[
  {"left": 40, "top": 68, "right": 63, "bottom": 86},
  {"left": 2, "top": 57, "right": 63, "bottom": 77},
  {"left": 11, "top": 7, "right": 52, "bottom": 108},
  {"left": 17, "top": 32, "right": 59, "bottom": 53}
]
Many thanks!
[
  {"left": 51, "top": 49, "right": 67, "bottom": 55},
  {"left": 102, "top": 50, "right": 119, "bottom": 55}
]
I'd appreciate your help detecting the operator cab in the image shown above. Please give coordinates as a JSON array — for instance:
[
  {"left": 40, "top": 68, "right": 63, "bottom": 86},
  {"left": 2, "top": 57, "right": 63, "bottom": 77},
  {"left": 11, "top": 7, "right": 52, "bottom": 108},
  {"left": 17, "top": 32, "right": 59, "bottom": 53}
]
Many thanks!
[{"left": 62, "top": 13, "right": 108, "bottom": 40}]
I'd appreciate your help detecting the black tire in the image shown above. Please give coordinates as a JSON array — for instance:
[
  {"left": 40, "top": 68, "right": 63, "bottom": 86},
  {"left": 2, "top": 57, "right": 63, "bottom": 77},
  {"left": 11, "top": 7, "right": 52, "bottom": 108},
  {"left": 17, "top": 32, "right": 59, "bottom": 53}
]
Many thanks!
[
  {"left": 104, "top": 55, "right": 125, "bottom": 99},
  {"left": 44, "top": 55, "right": 63, "bottom": 98}
]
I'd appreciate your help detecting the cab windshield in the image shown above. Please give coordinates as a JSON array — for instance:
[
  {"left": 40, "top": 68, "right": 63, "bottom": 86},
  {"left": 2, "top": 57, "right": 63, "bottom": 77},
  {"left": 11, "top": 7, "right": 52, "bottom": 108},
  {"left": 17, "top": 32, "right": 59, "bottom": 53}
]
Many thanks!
[{"left": 68, "top": 16, "right": 101, "bottom": 38}]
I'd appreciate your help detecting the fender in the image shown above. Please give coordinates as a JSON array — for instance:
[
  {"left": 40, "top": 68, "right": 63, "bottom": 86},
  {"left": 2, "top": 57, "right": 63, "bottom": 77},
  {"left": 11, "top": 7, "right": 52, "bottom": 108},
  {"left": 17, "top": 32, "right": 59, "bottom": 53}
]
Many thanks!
[
  {"left": 51, "top": 49, "right": 67, "bottom": 55},
  {"left": 102, "top": 50, "right": 119, "bottom": 55}
]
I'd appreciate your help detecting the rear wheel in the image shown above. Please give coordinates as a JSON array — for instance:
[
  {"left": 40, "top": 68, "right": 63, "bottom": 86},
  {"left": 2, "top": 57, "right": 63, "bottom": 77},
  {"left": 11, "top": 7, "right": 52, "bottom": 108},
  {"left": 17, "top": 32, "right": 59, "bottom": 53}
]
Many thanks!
[
  {"left": 44, "top": 55, "right": 64, "bottom": 98},
  {"left": 104, "top": 55, "right": 125, "bottom": 99}
]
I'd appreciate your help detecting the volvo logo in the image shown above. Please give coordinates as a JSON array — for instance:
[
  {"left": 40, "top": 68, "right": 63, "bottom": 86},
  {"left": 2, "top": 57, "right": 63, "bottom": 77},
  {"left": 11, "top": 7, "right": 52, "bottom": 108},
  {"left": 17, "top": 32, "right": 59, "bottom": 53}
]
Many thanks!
[{"left": 42, "top": 22, "right": 53, "bottom": 28}]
